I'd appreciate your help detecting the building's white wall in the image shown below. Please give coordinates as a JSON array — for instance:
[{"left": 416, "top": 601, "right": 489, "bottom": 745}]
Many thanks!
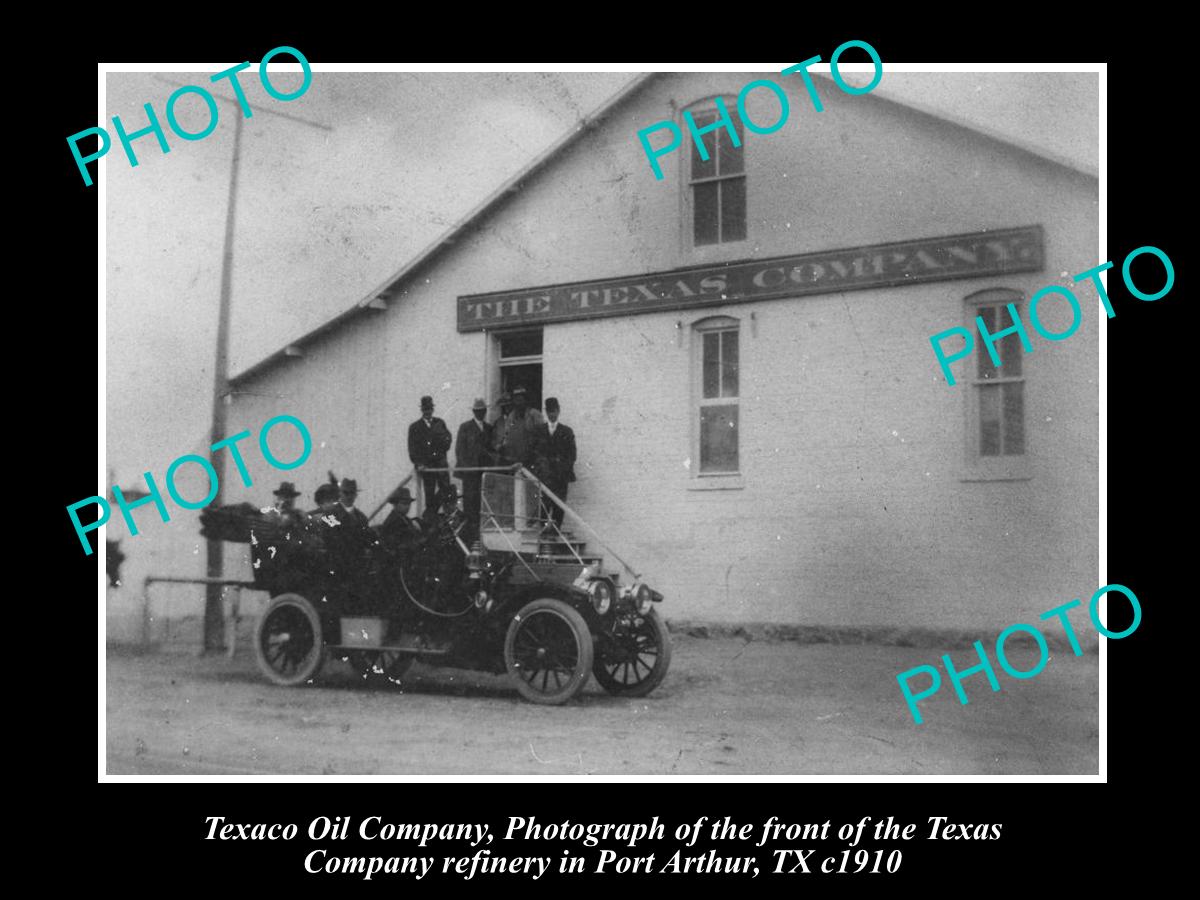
[{"left": 107, "top": 73, "right": 1099, "bottom": 639}]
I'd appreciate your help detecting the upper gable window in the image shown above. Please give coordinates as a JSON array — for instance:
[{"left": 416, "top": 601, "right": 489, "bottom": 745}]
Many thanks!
[{"left": 685, "top": 98, "right": 746, "bottom": 247}]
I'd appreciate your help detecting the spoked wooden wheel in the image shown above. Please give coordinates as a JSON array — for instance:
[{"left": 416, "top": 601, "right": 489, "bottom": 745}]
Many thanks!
[
  {"left": 504, "top": 598, "right": 593, "bottom": 705},
  {"left": 346, "top": 650, "right": 413, "bottom": 682},
  {"left": 593, "top": 608, "right": 672, "bottom": 697},
  {"left": 255, "top": 593, "right": 325, "bottom": 686}
]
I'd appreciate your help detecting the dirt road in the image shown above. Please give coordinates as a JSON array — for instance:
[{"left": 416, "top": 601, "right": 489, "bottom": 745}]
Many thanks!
[{"left": 105, "top": 636, "right": 1098, "bottom": 776}]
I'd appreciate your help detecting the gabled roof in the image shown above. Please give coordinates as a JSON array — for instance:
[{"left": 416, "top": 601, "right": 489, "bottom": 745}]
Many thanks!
[
  {"left": 230, "top": 71, "right": 1097, "bottom": 388},
  {"left": 229, "top": 73, "right": 656, "bottom": 388}
]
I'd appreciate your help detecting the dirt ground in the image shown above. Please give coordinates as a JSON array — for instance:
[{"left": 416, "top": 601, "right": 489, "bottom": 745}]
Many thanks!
[{"left": 105, "top": 636, "right": 1099, "bottom": 776}]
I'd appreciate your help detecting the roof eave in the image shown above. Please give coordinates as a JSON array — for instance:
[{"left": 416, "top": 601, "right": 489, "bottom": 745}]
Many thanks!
[{"left": 228, "top": 72, "right": 656, "bottom": 389}]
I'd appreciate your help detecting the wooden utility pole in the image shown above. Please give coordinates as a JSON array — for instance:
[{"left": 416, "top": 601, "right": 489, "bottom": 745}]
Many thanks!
[
  {"left": 203, "top": 110, "right": 242, "bottom": 653},
  {"left": 152, "top": 76, "right": 332, "bottom": 653}
]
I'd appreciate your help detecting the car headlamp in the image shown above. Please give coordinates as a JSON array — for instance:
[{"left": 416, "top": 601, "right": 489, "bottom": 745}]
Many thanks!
[
  {"left": 588, "top": 578, "right": 613, "bottom": 615},
  {"left": 635, "top": 583, "right": 653, "bottom": 614}
]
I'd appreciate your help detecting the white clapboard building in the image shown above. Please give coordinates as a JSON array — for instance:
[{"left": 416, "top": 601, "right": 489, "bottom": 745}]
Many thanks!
[{"left": 112, "top": 72, "right": 1100, "bottom": 642}]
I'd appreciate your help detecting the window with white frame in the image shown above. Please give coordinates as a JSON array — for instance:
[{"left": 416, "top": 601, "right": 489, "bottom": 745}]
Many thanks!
[
  {"left": 694, "top": 316, "right": 740, "bottom": 474},
  {"left": 967, "top": 289, "right": 1026, "bottom": 459},
  {"left": 685, "top": 99, "right": 746, "bottom": 246}
]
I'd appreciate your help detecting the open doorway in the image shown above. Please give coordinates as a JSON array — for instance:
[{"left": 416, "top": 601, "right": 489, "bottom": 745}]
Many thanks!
[
  {"left": 484, "top": 329, "right": 544, "bottom": 532},
  {"left": 498, "top": 329, "right": 543, "bottom": 410}
]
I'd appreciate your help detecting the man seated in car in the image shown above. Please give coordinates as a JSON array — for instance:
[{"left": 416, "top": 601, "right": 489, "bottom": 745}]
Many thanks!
[{"left": 377, "top": 486, "right": 423, "bottom": 550}]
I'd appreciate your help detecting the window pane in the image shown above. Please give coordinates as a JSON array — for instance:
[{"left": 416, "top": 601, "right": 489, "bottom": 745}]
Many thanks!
[
  {"left": 1003, "top": 381, "right": 1025, "bottom": 455},
  {"left": 499, "top": 330, "right": 543, "bottom": 359},
  {"left": 700, "top": 404, "right": 739, "bottom": 472},
  {"left": 718, "top": 118, "right": 744, "bottom": 175},
  {"left": 999, "top": 306, "right": 1024, "bottom": 376},
  {"left": 721, "top": 330, "right": 739, "bottom": 397},
  {"left": 690, "top": 113, "right": 717, "bottom": 179},
  {"left": 978, "top": 384, "right": 1001, "bottom": 456},
  {"left": 721, "top": 177, "right": 747, "bottom": 242},
  {"left": 976, "top": 306, "right": 998, "bottom": 379},
  {"left": 702, "top": 332, "right": 720, "bottom": 398},
  {"left": 694, "top": 181, "right": 719, "bottom": 245}
]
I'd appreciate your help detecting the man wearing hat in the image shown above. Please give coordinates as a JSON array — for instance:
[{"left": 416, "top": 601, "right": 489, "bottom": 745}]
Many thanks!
[
  {"left": 338, "top": 477, "right": 370, "bottom": 531},
  {"left": 308, "top": 482, "right": 340, "bottom": 518},
  {"left": 265, "top": 481, "right": 304, "bottom": 527},
  {"left": 497, "top": 387, "right": 544, "bottom": 529},
  {"left": 407, "top": 395, "right": 453, "bottom": 521},
  {"left": 316, "top": 478, "right": 379, "bottom": 602},
  {"left": 498, "top": 386, "right": 544, "bottom": 468},
  {"left": 490, "top": 391, "right": 513, "bottom": 457},
  {"left": 455, "top": 398, "right": 494, "bottom": 542},
  {"left": 378, "top": 485, "right": 422, "bottom": 549},
  {"left": 532, "top": 397, "right": 577, "bottom": 531}
]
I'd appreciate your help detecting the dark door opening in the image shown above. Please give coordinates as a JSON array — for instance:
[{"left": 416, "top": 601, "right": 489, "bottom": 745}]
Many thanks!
[
  {"left": 485, "top": 330, "right": 544, "bottom": 532},
  {"left": 497, "top": 329, "right": 543, "bottom": 411},
  {"left": 500, "top": 363, "right": 542, "bottom": 411}
]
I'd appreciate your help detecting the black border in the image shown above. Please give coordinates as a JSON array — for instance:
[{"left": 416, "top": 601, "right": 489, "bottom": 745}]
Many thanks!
[{"left": 48, "top": 15, "right": 1176, "bottom": 891}]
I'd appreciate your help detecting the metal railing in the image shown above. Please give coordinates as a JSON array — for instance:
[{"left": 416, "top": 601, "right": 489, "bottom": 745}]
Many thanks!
[{"left": 413, "top": 464, "right": 642, "bottom": 581}]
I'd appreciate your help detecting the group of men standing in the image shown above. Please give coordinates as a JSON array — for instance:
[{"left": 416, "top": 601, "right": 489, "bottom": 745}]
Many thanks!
[
  {"left": 258, "top": 384, "right": 578, "bottom": 552},
  {"left": 406, "top": 388, "right": 578, "bottom": 540}
]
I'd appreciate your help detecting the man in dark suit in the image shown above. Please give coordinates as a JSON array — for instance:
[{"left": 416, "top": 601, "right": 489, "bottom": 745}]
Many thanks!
[
  {"left": 337, "top": 478, "right": 370, "bottom": 530},
  {"left": 264, "top": 481, "right": 305, "bottom": 528},
  {"left": 310, "top": 477, "right": 376, "bottom": 591},
  {"left": 408, "top": 395, "right": 453, "bottom": 522},
  {"left": 377, "top": 486, "right": 423, "bottom": 549},
  {"left": 455, "top": 398, "right": 493, "bottom": 543},
  {"left": 533, "top": 397, "right": 577, "bottom": 531},
  {"left": 497, "top": 386, "right": 543, "bottom": 467},
  {"left": 490, "top": 391, "right": 512, "bottom": 457}
]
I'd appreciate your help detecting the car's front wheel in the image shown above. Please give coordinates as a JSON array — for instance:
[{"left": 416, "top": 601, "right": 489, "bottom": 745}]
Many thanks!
[
  {"left": 255, "top": 593, "right": 325, "bottom": 686},
  {"left": 593, "top": 608, "right": 672, "bottom": 697},
  {"left": 504, "top": 598, "right": 593, "bottom": 705}
]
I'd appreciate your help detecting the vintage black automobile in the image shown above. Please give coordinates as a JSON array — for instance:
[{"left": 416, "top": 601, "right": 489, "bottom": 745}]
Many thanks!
[{"left": 204, "top": 467, "right": 670, "bottom": 705}]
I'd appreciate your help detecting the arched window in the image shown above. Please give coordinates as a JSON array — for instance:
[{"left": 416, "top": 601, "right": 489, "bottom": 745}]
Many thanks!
[
  {"left": 683, "top": 97, "right": 746, "bottom": 247},
  {"left": 693, "top": 315, "right": 741, "bottom": 475},
  {"left": 965, "top": 288, "right": 1026, "bottom": 458}
]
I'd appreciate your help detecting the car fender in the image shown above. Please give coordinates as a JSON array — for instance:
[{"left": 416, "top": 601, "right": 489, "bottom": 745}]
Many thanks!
[{"left": 497, "top": 582, "right": 602, "bottom": 630}]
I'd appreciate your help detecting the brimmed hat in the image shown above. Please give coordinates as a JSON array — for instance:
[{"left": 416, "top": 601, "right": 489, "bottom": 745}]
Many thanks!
[
  {"left": 420, "top": 395, "right": 435, "bottom": 410},
  {"left": 393, "top": 487, "right": 414, "bottom": 503},
  {"left": 339, "top": 478, "right": 359, "bottom": 493},
  {"left": 314, "top": 483, "right": 338, "bottom": 504},
  {"left": 472, "top": 397, "right": 487, "bottom": 411},
  {"left": 273, "top": 481, "right": 301, "bottom": 498},
  {"left": 544, "top": 397, "right": 560, "bottom": 411}
]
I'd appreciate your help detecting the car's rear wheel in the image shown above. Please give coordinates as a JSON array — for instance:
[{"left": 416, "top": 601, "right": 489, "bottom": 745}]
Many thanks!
[
  {"left": 256, "top": 593, "right": 325, "bottom": 686},
  {"left": 593, "top": 608, "right": 671, "bottom": 697},
  {"left": 504, "top": 598, "right": 593, "bottom": 705},
  {"left": 346, "top": 650, "right": 413, "bottom": 682}
]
